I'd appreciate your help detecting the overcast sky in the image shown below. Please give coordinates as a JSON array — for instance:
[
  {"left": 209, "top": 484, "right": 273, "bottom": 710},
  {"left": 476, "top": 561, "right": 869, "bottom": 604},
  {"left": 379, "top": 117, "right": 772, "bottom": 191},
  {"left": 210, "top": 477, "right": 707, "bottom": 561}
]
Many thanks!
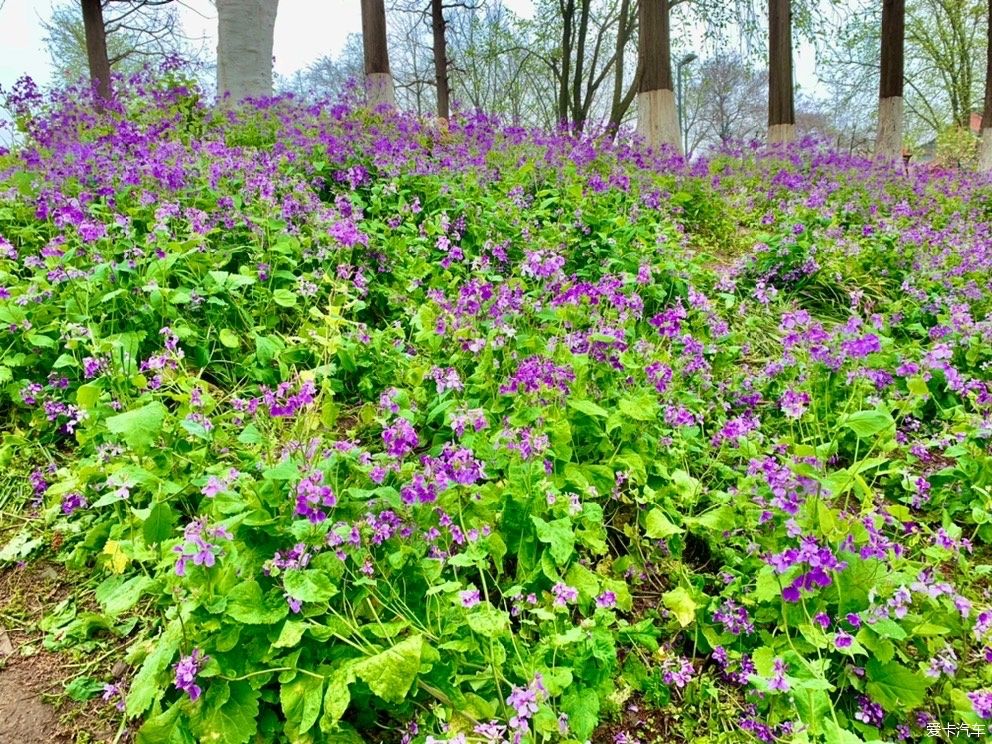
[{"left": 0, "top": 0, "right": 820, "bottom": 99}]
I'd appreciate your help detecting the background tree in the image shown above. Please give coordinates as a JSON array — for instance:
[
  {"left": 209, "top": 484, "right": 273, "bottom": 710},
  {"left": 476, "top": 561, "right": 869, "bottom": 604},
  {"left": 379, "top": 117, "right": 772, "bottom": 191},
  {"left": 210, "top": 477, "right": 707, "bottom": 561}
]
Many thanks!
[
  {"left": 876, "top": 0, "right": 905, "bottom": 159},
  {"left": 44, "top": 1, "right": 201, "bottom": 85},
  {"left": 767, "top": 0, "right": 795, "bottom": 142},
  {"left": 216, "top": 0, "right": 278, "bottom": 103},
  {"left": 81, "top": 0, "right": 112, "bottom": 102},
  {"left": 362, "top": 0, "right": 395, "bottom": 106},
  {"left": 981, "top": 0, "right": 992, "bottom": 169}
]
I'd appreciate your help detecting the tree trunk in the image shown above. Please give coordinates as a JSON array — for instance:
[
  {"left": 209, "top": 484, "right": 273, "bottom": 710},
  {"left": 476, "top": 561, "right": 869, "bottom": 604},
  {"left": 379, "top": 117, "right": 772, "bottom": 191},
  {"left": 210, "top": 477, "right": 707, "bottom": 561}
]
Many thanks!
[
  {"left": 361, "top": 0, "right": 394, "bottom": 107},
  {"left": 216, "top": 0, "right": 279, "bottom": 104},
  {"left": 80, "top": 0, "right": 112, "bottom": 105},
  {"left": 557, "top": 0, "right": 575, "bottom": 124},
  {"left": 431, "top": 0, "right": 449, "bottom": 120},
  {"left": 876, "top": 0, "right": 905, "bottom": 160},
  {"left": 979, "top": 0, "right": 992, "bottom": 171},
  {"left": 637, "top": 0, "right": 681, "bottom": 152},
  {"left": 767, "top": 0, "right": 795, "bottom": 144},
  {"left": 571, "top": 0, "right": 591, "bottom": 131}
]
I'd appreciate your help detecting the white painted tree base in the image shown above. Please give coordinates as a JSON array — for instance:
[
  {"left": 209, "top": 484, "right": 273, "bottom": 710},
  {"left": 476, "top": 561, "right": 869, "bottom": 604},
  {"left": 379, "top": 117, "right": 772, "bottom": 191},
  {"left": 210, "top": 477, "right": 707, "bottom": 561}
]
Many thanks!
[
  {"left": 366, "top": 72, "right": 395, "bottom": 109},
  {"left": 767, "top": 123, "right": 795, "bottom": 145},
  {"left": 636, "top": 89, "right": 682, "bottom": 154},
  {"left": 216, "top": 0, "right": 278, "bottom": 104},
  {"left": 979, "top": 129, "right": 992, "bottom": 172},
  {"left": 875, "top": 96, "right": 904, "bottom": 160}
]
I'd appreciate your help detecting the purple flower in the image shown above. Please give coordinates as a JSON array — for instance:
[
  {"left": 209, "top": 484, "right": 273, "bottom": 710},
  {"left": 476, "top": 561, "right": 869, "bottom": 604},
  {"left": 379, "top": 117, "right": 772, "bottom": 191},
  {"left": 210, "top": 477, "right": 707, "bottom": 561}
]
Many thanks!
[
  {"left": 596, "top": 591, "right": 617, "bottom": 609},
  {"left": 834, "top": 632, "right": 854, "bottom": 649},
  {"left": 383, "top": 418, "right": 419, "bottom": 458},
  {"left": 173, "top": 649, "right": 207, "bottom": 701},
  {"left": 101, "top": 682, "right": 126, "bottom": 712},
  {"left": 460, "top": 588, "right": 481, "bottom": 608},
  {"left": 61, "top": 491, "right": 88, "bottom": 515},
  {"left": 768, "top": 657, "right": 790, "bottom": 692},
  {"left": 173, "top": 519, "right": 230, "bottom": 576},
  {"left": 294, "top": 469, "right": 336, "bottom": 523},
  {"left": 779, "top": 389, "right": 810, "bottom": 419},
  {"left": 551, "top": 583, "right": 578, "bottom": 607},
  {"left": 661, "top": 656, "right": 695, "bottom": 688},
  {"left": 969, "top": 690, "right": 992, "bottom": 719},
  {"left": 853, "top": 696, "right": 884, "bottom": 727}
]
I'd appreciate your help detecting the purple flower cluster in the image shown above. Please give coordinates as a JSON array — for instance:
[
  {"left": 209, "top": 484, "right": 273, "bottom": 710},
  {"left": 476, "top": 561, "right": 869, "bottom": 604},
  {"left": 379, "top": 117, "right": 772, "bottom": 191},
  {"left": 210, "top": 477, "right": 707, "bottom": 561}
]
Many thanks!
[
  {"left": 173, "top": 519, "right": 231, "bottom": 576},
  {"left": 173, "top": 648, "right": 207, "bottom": 701},
  {"left": 499, "top": 356, "right": 575, "bottom": 398},
  {"left": 295, "top": 469, "right": 337, "bottom": 523}
]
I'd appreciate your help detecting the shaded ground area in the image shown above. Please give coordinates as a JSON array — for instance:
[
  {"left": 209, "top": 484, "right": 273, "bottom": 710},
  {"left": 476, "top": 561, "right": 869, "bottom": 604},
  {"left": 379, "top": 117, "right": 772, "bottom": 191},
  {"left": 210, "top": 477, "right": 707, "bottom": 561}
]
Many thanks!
[{"left": 0, "top": 562, "right": 126, "bottom": 744}]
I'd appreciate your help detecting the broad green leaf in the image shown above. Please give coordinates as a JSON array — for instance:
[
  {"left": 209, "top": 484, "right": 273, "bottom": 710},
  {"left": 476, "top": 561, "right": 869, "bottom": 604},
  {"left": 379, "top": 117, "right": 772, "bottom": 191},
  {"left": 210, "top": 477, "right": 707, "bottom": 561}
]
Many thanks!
[
  {"left": 274, "top": 620, "right": 308, "bottom": 649},
  {"left": 273, "top": 288, "right": 298, "bottom": 307},
  {"left": 284, "top": 570, "right": 338, "bottom": 604},
  {"left": 281, "top": 673, "right": 324, "bottom": 736},
  {"left": 97, "top": 575, "right": 153, "bottom": 617},
  {"left": 219, "top": 329, "right": 240, "bottom": 348},
  {"left": 865, "top": 658, "right": 930, "bottom": 709},
  {"left": 353, "top": 635, "right": 424, "bottom": 704},
  {"left": 842, "top": 409, "right": 895, "bottom": 439},
  {"left": 126, "top": 618, "right": 182, "bottom": 716},
  {"left": 107, "top": 402, "right": 166, "bottom": 450},
  {"left": 531, "top": 516, "right": 574, "bottom": 565},
  {"left": 192, "top": 680, "right": 260, "bottom": 744},
  {"left": 143, "top": 502, "right": 176, "bottom": 545},
  {"left": 662, "top": 587, "right": 698, "bottom": 627},
  {"left": 618, "top": 394, "right": 658, "bottom": 422},
  {"left": 227, "top": 580, "right": 289, "bottom": 625},
  {"left": 466, "top": 604, "right": 510, "bottom": 636},
  {"left": 561, "top": 687, "right": 599, "bottom": 740},
  {"left": 320, "top": 667, "right": 354, "bottom": 731},
  {"left": 684, "top": 505, "right": 736, "bottom": 533},
  {"left": 136, "top": 703, "right": 193, "bottom": 744},
  {"left": 644, "top": 508, "right": 683, "bottom": 539},
  {"left": 567, "top": 399, "right": 609, "bottom": 418}
]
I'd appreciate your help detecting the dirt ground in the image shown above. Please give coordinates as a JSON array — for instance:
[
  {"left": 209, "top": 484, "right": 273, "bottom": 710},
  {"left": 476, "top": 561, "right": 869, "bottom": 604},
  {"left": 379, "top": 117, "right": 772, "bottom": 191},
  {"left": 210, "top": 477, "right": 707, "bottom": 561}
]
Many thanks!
[{"left": 0, "top": 562, "right": 125, "bottom": 744}]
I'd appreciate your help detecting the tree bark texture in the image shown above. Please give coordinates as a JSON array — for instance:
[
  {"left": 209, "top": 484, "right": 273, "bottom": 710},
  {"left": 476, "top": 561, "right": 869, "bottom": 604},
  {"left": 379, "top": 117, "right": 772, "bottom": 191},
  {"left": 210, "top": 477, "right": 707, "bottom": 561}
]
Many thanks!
[
  {"left": 216, "top": 0, "right": 279, "bottom": 104},
  {"left": 767, "top": 0, "right": 795, "bottom": 143},
  {"left": 980, "top": 0, "right": 992, "bottom": 171},
  {"left": 361, "top": 0, "right": 395, "bottom": 107},
  {"left": 81, "top": 0, "right": 112, "bottom": 104},
  {"left": 876, "top": 0, "right": 905, "bottom": 159},
  {"left": 431, "top": 0, "right": 449, "bottom": 120}
]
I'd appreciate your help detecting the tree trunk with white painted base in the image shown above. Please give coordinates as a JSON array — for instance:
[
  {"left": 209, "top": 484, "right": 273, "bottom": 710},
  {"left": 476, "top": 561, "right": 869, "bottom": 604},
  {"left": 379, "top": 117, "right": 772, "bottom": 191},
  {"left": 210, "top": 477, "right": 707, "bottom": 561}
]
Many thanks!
[
  {"left": 216, "top": 0, "right": 278, "bottom": 104},
  {"left": 636, "top": 0, "right": 680, "bottom": 152},
  {"left": 767, "top": 0, "right": 795, "bottom": 144},
  {"left": 980, "top": 0, "right": 992, "bottom": 171},
  {"left": 876, "top": 0, "right": 905, "bottom": 160},
  {"left": 876, "top": 96, "right": 904, "bottom": 160},
  {"left": 361, "top": 0, "right": 394, "bottom": 108}
]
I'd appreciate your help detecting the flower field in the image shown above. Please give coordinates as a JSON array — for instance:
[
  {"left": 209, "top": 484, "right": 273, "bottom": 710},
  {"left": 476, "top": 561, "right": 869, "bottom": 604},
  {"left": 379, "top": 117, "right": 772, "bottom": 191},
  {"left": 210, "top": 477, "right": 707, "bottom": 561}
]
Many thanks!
[{"left": 2, "top": 76, "right": 992, "bottom": 743}]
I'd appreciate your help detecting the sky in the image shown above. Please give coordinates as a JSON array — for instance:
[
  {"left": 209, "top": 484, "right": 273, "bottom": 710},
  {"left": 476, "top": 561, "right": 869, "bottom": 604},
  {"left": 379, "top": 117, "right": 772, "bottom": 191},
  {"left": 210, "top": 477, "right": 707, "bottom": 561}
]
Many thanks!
[{"left": 0, "top": 0, "right": 820, "bottom": 99}]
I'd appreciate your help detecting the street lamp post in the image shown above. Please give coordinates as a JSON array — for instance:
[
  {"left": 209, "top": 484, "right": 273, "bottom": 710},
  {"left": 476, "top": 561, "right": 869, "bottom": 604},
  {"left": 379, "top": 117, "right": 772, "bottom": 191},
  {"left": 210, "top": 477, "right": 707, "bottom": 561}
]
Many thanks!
[{"left": 676, "top": 52, "right": 698, "bottom": 157}]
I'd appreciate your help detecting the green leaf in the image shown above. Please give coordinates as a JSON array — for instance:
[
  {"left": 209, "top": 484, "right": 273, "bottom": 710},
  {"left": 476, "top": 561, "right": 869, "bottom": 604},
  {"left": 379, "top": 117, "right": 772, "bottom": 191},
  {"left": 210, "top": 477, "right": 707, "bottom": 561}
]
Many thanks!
[
  {"left": 143, "top": 502, "right": 176, "bottom": 545},
  {"left": 137, "top": 703, "right": 192, "bottom": 744},
  {"left": 684, "top": 505, "right": 736, "bottom": 533},
  {"left": 865, "top": 658, "right": 930, "bottom": 710},
  {"left": 531, "top": 516, "right": 574, "bottom": 566},
  {"left": 320, "top": 667, "right": 354, "bottom": 731},
  {"left": 567, "top": 399, "right": 609, "bottom": 418},
  {"left": 263, "top": 459, "right": 298, "bottom": 481},
  {"left": 97, "top": 575, "right": 153, "bottom": 617},
  {"left": 466, "top": 604, "right": 510, "bottom": 636},
  {"left": 561, "top": 687, "right": 599, "bottom": 740},
  {"left": 823, "top": 719, "right": 866, "bottom": 743},
  {"left": 284, "top": 570, "right": 338, "bottom": 604},
  {"left": 281, "top": 673, "right": 324, "bottom": 736},
  {"left": 64, "top": 676, "right": 105, "bottom": 701},
  {"left": 618, "top": 394, "right": 658, "bottom": 422},
  {"left": 662, "top": 587, "right": 698, "bottom": 628},
  {"left": 842, "top": 409, "right": 895, "bottom": 439},
  {"left": 353, "top": 635, "right": 424, "bottom": 704},
  {"left": 192, "top": 680, "right": 260, "bottom": 744},
  {"left": 219, "top": 329, "right": 240, "bottom": 348},
  {"left": 273, "top": 620, "right": 308, "bottom": 649},
  {"left": 126, "top": 618, "right": 182, "bottom": 716},
  {"left": 273, "top": 288, "right": 298, "bottom": 307},
  {"left": 107, "top": 402, "right": 166, "bottom": 450},
  {"left": 227, "top": 580, "right": 289, "bottom": 625},
  {"left": 644, "top": 508, "right": 683, "bottom": 539}
]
